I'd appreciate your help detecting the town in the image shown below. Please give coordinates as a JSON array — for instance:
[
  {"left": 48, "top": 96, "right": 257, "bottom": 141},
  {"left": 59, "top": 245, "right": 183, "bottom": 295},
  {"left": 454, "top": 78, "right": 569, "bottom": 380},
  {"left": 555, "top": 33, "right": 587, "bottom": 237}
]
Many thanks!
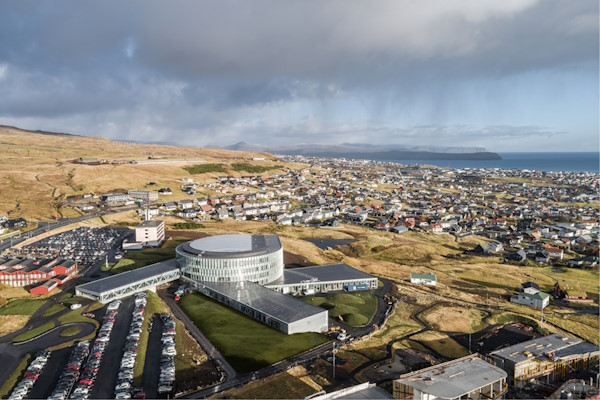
[{"left": 0, "top": 153, "right": 598, "bottom": 400}]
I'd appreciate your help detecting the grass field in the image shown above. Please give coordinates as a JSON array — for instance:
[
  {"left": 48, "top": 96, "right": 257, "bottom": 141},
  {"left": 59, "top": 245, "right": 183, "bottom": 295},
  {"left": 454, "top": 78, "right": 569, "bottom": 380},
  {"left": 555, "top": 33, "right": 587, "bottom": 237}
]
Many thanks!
[
  {"left": 184, "top": 163, "right": 225, "bottom": 174},
  {"left": 0, "top": 299, "right": 47, "bottom": 315},
  {"left": 219, "top": 366, "right": 321, "bottom": 399},
  {"left": 132, "top": 291, "right": 169, "bottom": 386},
  {"left": 421, "top": 305, "right": 488, "bottom": 333},
  {"left": 179, "top": 292, "right": 330, "bottom": 372},
  {"left": 0, "top": 315, "right": 29, "bottom": 337},
  {"left": 59, "top": 326, "right": 81, "bottom": 337},
  {"left": 112, "top": 237, "right": 186, "bottom": 273},
  {"left": 43, "top": 303, "right": 67, "bottom": 317},
  {"left": 303, "top": 292, "right": 377, "bottom": 327},
  {"left": 12, "top": 321, "right": 55, "bottom": 342},
  {"left": 409, "top": 331, "right": 469, "bottom": 359}
]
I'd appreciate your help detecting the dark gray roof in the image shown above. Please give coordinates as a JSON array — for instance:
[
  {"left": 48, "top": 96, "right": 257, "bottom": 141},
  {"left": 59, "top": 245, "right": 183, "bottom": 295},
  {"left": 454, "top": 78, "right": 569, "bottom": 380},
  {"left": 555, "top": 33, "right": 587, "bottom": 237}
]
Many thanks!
[
  {"left": 177, "top": 234, "right": 282, "bottom": 259},
  {"left": 137, "top": 220, "right": 164, "bottom": 228},
  {"left": 76, "top": 259, "right": 178, "bottom": 294},
  {"left": 267, "top": 263, "right": 376, "bottom": 286},
  {"left": 201, "top": 280, "right": 327, "bottom": 323},
  {"left": 489, "top": 334, "right": 584, "bottom": 364}
]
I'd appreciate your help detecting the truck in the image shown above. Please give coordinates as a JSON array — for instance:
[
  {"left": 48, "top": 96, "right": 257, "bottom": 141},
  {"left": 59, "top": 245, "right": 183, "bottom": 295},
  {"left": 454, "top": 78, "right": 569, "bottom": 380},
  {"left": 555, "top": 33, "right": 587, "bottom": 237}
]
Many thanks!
[{"left": 344, "top": 283, "right": 370, "bottom": 292}]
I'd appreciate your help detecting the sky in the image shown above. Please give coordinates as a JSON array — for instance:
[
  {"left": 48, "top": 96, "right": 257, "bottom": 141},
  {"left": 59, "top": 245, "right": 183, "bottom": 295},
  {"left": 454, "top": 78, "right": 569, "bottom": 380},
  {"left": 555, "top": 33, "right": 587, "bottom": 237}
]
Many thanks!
[{"left": 0, "top": 0, "right": 598, "bottom": 152}]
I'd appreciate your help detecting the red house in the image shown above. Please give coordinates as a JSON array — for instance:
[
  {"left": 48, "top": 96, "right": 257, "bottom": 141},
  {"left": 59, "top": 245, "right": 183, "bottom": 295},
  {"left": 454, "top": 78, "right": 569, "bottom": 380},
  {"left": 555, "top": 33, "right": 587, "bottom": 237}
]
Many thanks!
[{"left": 30, "top": 280, "right": 58, "bottom": 295}]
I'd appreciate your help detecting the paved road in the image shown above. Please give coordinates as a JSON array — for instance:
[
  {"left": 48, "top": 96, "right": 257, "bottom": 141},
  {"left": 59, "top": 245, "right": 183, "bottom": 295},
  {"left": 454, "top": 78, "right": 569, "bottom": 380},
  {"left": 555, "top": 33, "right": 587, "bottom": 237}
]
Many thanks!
[
  {"left": 0, "top": 322, "right": 97, "bottom": 389},
  {"left": 91, "top": 297, "right": 136, "bottom": 399},
  {"left": 141, "top": 316, "right": 163, "bottom": 399}
]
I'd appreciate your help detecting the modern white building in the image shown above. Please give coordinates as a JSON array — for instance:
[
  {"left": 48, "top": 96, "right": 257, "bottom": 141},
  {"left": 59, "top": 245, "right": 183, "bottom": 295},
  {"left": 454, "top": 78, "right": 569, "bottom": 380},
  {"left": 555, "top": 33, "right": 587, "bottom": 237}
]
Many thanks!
[
  {"left": 176, "top": 234, "right": 284, "bottom": 285},
  {"left": 135, "top": 220, "right": 165, "bottom": 247},
  {"left": 393, "top": 354, "right": 508, "bottom": 400}
]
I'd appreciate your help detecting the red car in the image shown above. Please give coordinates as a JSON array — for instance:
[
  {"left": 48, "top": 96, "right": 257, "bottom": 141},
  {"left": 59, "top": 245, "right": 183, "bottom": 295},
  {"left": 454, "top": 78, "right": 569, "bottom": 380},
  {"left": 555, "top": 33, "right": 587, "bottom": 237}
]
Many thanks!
[
  {"left": 79, "top": 378, "right": 94, "bottom": 386},
  {"left": 133, "top": 390, "right": 146, "bottom": 399}
]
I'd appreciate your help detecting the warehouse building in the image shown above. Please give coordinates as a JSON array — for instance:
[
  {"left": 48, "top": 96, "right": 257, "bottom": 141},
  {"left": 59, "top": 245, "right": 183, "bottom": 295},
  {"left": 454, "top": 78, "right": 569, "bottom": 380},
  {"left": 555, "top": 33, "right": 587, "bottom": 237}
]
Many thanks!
[
  {"left": 488, "top": 334, "right": 600, "bottom": 388},
  {"left": 393, "top": 354, "right": 508, "bottom": 400},
  {"left": 0, "top": 257, "right": 77, "bottom": 289}
]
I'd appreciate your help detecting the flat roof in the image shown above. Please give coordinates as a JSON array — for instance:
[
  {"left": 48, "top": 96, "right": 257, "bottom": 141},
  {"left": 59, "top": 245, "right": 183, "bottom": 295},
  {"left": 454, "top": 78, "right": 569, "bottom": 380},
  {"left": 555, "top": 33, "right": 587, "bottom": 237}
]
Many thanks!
[
  {"left": 177, "top": 234, "right": 282, "bottom": 258},
  {"left": 267, "top": 263, "right": 376, "bottom": 286},
  {"left": 490, "top": 334, "right": 594, "bottom": 364},
  {"left": 397, "top": 355, "right": 507, "bottom": 399},
  {"left": 137, "top": 220, "right": 164, "bottom": 228},
  {"left": 201, "top": 280, "right": 326, "bottom": 323},
  {"left": 312, "top": 383, "right": 393, "bottom": 400},
  {"left": 76, "top": 259, "right": 179, "bottom": 294}
]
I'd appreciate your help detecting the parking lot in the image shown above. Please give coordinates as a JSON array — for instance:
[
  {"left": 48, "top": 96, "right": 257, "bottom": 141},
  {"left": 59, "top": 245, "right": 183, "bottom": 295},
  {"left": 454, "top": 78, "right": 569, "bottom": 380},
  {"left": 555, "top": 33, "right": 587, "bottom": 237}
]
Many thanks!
[{"left": 18, "top": 227, "right": 131, "bottom": 269}]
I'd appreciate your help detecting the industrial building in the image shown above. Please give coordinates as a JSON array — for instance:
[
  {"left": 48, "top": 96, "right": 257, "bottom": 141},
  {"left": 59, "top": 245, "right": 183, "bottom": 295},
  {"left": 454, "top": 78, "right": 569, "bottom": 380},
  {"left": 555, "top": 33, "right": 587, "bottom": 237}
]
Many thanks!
[
  {"left": 488, "top": 334, "right": 600, "bottom": 388},
  {"left": 76, "top": 234, "right": 378, "bottom": 334},
  {"left": 0, "top": 257, "right": 77, "bottom": 290},
  {"left": 393, "top": 354, "right": 508, "bottom": 400},
  {"left": 311, "top": 382, "right": 393, "bottom": 400}
]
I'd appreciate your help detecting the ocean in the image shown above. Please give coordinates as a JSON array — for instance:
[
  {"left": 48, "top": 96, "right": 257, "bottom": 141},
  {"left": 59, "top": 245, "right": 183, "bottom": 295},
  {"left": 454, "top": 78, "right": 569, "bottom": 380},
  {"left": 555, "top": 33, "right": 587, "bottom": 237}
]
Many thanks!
[{"left": 392, "top": 152, "right": 599, "bottom": 173}]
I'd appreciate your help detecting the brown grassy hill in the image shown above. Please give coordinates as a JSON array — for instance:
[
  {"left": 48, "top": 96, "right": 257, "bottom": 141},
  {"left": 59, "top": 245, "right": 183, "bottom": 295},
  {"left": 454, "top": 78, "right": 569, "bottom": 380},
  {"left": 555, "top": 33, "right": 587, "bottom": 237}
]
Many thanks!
[{"left": 0, "top": 126, "right": 286, "bottom": 220}]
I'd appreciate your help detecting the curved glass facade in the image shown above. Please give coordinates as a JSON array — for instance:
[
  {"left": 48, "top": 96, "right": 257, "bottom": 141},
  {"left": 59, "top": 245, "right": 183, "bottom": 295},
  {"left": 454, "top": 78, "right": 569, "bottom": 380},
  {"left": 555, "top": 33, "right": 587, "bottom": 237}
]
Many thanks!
[{"left": 176, "top": 242, "right": 284, "bottom": 285}]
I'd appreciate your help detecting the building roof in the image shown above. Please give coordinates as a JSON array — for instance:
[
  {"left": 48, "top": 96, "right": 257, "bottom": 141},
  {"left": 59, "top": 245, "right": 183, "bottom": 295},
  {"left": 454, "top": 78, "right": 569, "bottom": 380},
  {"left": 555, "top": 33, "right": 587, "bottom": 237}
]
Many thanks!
[
  {"left": 177, "top": 234, "right": 282, "bottom": 259},
  {"left": 137, "top": 220, "right": 164, "bottom": 228},
  {"left": 311, "top": 383, "right": 393, "bottom": 400},
  {"left": 489, "top": 334, "right": 586, "bottom": 364},
  {"left": 397, "top": 355, "right": 507, "bottom": 399},
  {"left": 76, "top": 259, "right": 179, "bottom": 294},
  {"left": 200, "top": 280, "right": 327, "bottom": 323},
  {"left": 517, "top": 291, "right": 550, "bottom": 300},
  {"left": 266, "top": 263, "right": 376, "bottom": 286},
  {"left": 410, "top": 272, "right": 437, "bottom": 281}
]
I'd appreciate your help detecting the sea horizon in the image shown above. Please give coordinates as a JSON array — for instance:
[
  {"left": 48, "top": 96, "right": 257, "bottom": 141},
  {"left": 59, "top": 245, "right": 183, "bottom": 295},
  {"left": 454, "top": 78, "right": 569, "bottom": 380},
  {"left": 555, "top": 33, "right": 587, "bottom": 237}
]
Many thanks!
[{"left": 387, "top": 151, "right": 599, "bottom": 173}]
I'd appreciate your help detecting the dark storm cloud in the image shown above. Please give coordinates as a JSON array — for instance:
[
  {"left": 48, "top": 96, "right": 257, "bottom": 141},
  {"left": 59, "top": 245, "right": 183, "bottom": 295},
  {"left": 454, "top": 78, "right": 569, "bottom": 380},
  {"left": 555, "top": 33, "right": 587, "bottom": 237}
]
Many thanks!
[{"left": 0, "top": 0, "right": 597, "bottom": 148}]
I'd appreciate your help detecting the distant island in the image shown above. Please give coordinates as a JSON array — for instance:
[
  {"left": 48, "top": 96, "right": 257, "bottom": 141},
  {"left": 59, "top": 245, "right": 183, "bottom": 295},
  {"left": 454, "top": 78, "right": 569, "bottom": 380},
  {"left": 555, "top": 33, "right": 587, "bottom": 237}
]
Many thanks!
[{"left": 226, "top": 142, "right": 502, "bottom": 161}]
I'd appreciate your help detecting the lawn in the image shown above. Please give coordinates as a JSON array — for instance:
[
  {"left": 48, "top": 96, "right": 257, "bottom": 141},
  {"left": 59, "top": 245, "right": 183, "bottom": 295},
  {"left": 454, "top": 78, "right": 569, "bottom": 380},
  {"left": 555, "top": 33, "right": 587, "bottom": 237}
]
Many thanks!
[
  {"left": 184, "top": 163, "right": 225, "bottom": 174},
  {"left": 0, "top": 299, "right": 47, "bottom": 315},
  {"left": 422, "top": 305, "right": 488, "bottom": 333},
  {"left": 179, "top": 292, "right": 330, "bottom": 372},
  {"left": 303, "top": 292, "right": 377, "bottom": 327},
  {"left": 111, "top": 237, "right": 186, "bottom": 273},
  {"left": 133, "top": 291, "right": 169, "bottom": 386},
  {"left": 219, "top": 366, "right": 320, "bottom": 399},
  {"left": 59, "top": 326, "right": 81, "bottom": 337},
  {"left": 409, "top": 331, "right": 469, "bottom": 360},
  {"left": 12, "top": 321, "right": 55, "bottom": 342},
  {"left": 43, "top": 303, "right": 67, "bottom": 317}
]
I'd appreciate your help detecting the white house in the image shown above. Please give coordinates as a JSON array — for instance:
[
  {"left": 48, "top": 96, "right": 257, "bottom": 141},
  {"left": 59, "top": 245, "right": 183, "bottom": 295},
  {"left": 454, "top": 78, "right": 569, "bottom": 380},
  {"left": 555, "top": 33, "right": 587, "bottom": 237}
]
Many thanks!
[
  {"left": 510, "top": 282, "right": 550, "bottom": 309},
  {"left": 410, "top": 273, "right": 437, "bottom": 286}
]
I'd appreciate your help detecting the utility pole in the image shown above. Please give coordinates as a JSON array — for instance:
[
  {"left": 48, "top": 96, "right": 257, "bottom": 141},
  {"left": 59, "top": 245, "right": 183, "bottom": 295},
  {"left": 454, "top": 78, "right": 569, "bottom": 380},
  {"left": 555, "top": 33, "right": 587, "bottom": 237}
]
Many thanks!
[
  {"left": 332, "top": 342, "right": 337, "bottom": 379},
  {"left": 541, "top": 306, "right": 544, "bottom": 331}
]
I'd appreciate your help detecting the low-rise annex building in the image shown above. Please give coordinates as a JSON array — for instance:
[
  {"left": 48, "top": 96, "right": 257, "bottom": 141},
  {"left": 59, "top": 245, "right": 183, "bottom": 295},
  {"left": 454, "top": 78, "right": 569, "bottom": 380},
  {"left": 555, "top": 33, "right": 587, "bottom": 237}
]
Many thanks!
[{"left": 393, "top": 354, "right": 508, "bottom": 400}]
